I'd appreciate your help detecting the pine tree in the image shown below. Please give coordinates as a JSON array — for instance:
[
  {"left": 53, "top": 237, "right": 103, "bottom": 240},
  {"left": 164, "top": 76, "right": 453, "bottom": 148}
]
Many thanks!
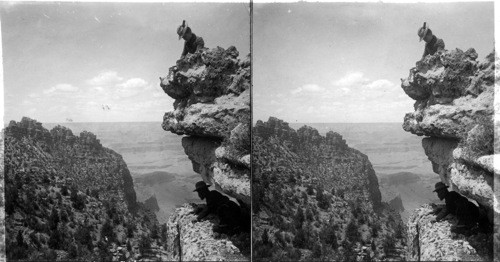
[
  {"left": 48, "top": 230, "right": 62, "bottom": 249},
  {"left": 127, "top": 240, "right": 132, "bottom": 252},
  {"left": 346, "top": 219, "right": 360, "bottom": 244},
  {"left": 292, "top": 228, "right": 307, "bottom": 249},
  {"left": 101, "top": 220, "right": 115, "bottom": 242},
  {"left": 16, "top": 230, "right": 24, "bottom": 247},
  {"left": 49, "top": 207, "right": 60, "bottom": 230},
  {"left": 61, "top": 185, "right": 69, "bottom": 196},
  {"left": 139, "top": 235, "right": 151, "bottom": 255},
  {"left": 294, "top": 207, "right": 305, "bottom": 229},
  {"left": 151, "top": 223, "right": 159, "bottom": 239},
  {"left": 321, "top": 225, "right": 338, "bottom": 250},
  {"left": 312, "top": 242, "right": 322, "bottom": 258},
  {"left": 160, "top": 224, "right": 168, "bottom": 243},
  {"left": 262, "top": 229, "right": 270, "bottom": 245}
]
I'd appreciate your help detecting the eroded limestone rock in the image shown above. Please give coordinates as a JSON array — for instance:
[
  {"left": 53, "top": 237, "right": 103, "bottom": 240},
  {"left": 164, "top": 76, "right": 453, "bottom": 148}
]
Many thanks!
[
  {"left": 407, "top": 205, "right": 489, "bottom": 261},
  {"left": 160, "top": 47, "right": 250, "bottom": 260},
  {"left": 166, "top": 204, "right": 247, "bottom": 261},
  {"left": 161, "top": 46, "right": 250, "bottom": 206},
  {"left": 402, "top": 48, "right": 497, "bottom": 260}
]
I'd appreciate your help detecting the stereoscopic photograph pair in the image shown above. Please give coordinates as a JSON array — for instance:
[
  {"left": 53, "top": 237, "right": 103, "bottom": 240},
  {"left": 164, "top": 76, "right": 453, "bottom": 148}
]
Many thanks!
[{"left": 0, "top": 1, "right": 496, "bottom": 261}]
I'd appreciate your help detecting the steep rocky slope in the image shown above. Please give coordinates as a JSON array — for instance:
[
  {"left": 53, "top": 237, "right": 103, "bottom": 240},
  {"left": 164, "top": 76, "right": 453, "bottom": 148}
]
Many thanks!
[
  {"left": 160, "top": 46, "right": 250, "bottom": 260},
  {"left": 4, "top": 117, "right": 165, "bottom": 261},
  {"left": 401, "top": 48, "right": 495, "bottom": 260},
  {"left": 253, "top": 117, "right": 406, "bottom": 261}
]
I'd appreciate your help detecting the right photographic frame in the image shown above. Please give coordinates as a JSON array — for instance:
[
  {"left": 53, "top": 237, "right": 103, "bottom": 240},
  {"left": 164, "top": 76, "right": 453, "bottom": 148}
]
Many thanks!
[{"left": 251, "top": 2, "right": 495, "bottom": 261}]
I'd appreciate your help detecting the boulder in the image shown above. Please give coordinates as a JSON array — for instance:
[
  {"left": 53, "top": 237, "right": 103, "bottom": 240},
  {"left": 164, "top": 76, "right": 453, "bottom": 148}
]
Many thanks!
[{"left": 165, "top": 204, "right": 247, "bottom": 261}]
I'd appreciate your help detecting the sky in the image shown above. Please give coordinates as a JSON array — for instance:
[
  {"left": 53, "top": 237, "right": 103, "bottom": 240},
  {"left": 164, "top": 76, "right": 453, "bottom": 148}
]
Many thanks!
[
  {"left": 1, "top": 2, "right": 250, "bottom": 123},
  {"left": 253, "top": 2, "right": 494, "bottom": 123}
]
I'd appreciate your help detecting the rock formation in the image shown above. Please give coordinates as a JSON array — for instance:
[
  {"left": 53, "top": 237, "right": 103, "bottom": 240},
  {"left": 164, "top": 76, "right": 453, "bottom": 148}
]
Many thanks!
[
  {"left": 401, "top": 49, "right": 496, "bottom": 260},
  {"left": 160, "top": 46, "right": 250, "bottom": 260},
  {"left": 4, "top": 117, "right": 163, "bottom": 261},
  {"left": 407, "top": 205, "right": 490, "bottom": 261},
  {"left": 253, "top": 117, "right": 406, "bottom": 261},
  {"left": 165, "top": 204, "right": 247, "bottom": 261},
  {"left": 389, "top": 195, "right": 405, "bottom": 212}
]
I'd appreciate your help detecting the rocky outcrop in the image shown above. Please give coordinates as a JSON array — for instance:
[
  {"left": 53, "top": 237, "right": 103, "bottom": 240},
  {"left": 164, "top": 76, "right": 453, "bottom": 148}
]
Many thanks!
[
  {"left": 401, "top": 49, "right": 496, "bottom": 259},
  {"left": 160, "top": 47, "right": 250, "bottom": 206},
  {"left": 160, "top": 47, "right": 250, "bottom": 260},
  {"left": 407, "top": 205, "right": 491, "bottom": 261},
  {"left": 165, "top": 204, "right": 246, "bottom": 261}
]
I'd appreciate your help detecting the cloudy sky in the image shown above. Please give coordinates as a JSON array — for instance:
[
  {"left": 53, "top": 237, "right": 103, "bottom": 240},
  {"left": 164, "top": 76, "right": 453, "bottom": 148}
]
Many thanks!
[
  {"left": 253, "top": 2, "right": 494, "bottom": 123},
  {"left": 1, "top": 2, "right": 250, "bottom": 123}
]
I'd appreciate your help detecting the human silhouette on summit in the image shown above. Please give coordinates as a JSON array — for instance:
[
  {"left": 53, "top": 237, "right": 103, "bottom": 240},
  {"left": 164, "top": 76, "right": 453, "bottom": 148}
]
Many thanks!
[
  {"left": 177, "top": 20, "right": 205, "bottom": 59},
  {"left": 418, "top": 22, "right": 445, "bottom": 60}
]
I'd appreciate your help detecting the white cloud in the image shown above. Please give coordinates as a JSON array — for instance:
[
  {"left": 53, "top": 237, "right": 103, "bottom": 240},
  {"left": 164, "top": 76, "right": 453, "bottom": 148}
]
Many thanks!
[
  {"left": 43, "top": 84, "right": 79, "bottom": 95},
  {"left": 332, "top": 72, "right": 368, "bottom": 87},
  {"left": 267, "top": 72, "right": 414, "bottom": 122},
  {"left": 366, "top": 79, "right": 394, "bottom": 90},
  {"left": 87, "top": 71, "right": 123, "bottom": 86},
  {"left": 19, "top": 71, "right": 176, "bottom": 122},
  {"left": 291, "top": 84, "right": 325, "bottom": 95},
  {"left": 116, "top": 78, "right": 149, "bottom": 98}
]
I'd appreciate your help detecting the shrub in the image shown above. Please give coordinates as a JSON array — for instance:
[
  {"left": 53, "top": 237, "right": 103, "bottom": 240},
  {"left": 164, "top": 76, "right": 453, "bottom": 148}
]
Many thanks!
[
  {"left": 345, "top": 219, "right": 360, "bottom": 244},
  {"left": 292, "top": 228, "right": 307, "bottom": 248},
  {"left": 312, "top": 242, "right": 322, "bottom": 258},
  {"left": 307, "top": 185, "right": 314, "bottom": 195},
  {"left": 101, "top": 220, "right": 115, "bottom": 242},
  {"left": 138, "top": 235, "right": 151, "bottom": 254},
  {"left": 321, "top": 225, "right": 338, "bottom": 250}
]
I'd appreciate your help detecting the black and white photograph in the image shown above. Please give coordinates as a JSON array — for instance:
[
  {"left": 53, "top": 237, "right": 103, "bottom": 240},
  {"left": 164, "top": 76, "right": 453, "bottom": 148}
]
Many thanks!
[
  {"left": 1, "top": 2, "right": 250, "bottom": 261},
  {"left": 0, "top": 0, "right": 498, "bottom": 262},
  {"left": 252, "top": 2, "right": 495, "bottom": 261}
]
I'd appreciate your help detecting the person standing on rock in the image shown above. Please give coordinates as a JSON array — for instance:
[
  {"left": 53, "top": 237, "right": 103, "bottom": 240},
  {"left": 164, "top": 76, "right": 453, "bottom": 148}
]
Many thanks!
[
  {"left": 177, "top": 20, "right": 205, "bottom": 59},
  {"left": 430, "top": 182, "right": 479, "bottom": 233},
  {"left": 191, "top": 181, "right": 241, "bottom": 234},
  {"left": 418, "top": 22, "right": 445, "bottom": 60}
]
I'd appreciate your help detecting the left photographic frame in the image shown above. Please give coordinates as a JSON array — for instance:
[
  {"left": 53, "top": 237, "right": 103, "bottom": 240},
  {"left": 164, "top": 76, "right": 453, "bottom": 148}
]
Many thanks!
[{"left": 1, "top": 2, "right": 251, "bottom": 261}]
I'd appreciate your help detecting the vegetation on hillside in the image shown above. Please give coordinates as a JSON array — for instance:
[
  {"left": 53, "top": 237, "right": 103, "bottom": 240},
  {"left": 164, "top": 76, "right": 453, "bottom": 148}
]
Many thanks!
[
  {"left": 252, "top": 118, "right": 406, "bottom": 261},
  {"left": 5, "top": 117, "right": 167, "bottom": 261}
]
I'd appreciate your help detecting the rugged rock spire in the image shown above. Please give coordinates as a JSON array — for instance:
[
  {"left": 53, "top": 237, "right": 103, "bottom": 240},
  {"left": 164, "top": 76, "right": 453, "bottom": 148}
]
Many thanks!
[
  {"left": 401, "top": 48, "right": 496, "bottom": 261},
  {"left": 160, "top": 46, "right": 250, "bottom": 260},
  {"left": 160, "top": 46, "right": 250, "bottom": 203}
]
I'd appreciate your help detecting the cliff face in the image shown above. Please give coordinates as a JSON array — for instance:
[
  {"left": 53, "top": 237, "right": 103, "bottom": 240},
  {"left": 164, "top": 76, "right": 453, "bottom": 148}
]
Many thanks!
[
  {"left": 253, "top": 117, "right": 406, "bottom": 261},
  {"left": 401, "top": 49, "right": 496, "bottom": 260},
  {"left": 160, "top": 47, "right": 250, "bottom": 260},
  {"left": 4, "top": 117, "right": 162, "bottom": 261}
]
